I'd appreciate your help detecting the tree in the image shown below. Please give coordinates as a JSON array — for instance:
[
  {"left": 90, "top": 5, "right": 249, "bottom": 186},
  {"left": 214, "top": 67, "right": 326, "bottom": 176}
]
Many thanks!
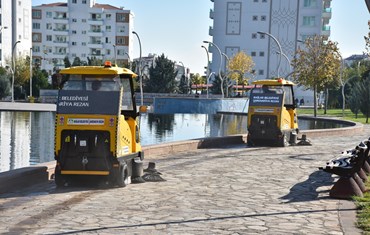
[
  {"left": 210, "top": 73, "right": 226, "bottom": 95},
  {"left": 64, "top": 56, "right": 71, "bottom": 68},
  {"left": 178, "top": 74, "right": 189, "bottom": 94},
  {"left": 25, "top": 68, "right": 50, "bottom": 97},
  {"left": 227, "top": 51, "right": 255, "bottom": 85},
  {"left": 0, "top": 68, "right": 10, "bottom": 99},
  {"left": 365, "top": 20, "right": 370, "bottom": 56},
  {"left": 292, "top": 35, "right": 341, "bottom": 117},
  {"left": 145, "top": 54, "right": 178, "bottom": 93},
  {"left": 190, "top": 73, "right": 205, "bottom": 94},
  {"left": 87, "top": 57, "right": 102, "bottom": 66},
  {"left": 349, "top": 82, "right": 362, "bottom": 118}
]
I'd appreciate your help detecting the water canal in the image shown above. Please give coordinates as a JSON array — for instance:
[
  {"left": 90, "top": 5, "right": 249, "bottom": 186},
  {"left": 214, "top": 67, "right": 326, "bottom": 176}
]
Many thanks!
[{"left": 0, "top": 111, "right": 349, "bottom": 173}]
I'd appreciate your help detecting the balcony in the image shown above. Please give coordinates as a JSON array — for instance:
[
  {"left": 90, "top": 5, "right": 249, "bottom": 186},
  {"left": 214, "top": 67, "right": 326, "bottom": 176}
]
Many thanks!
[
  {"left": 209, "top": 26, "right": 213, "bottom": 36},
  {"left": 88, "top": 18, "right": 103, "bottom": 25},
  {"left": 209, "top": 9, "right": 214, "bottom": 19},
  {"left": 322, "top": 8, "right": 332, "bottom": 19},
  {"left": 322, "top": 25, "right": 331, "bottom": 36},
  {"left": 88, "top": 42, "right": 103, "bottom": 49},
  {"left": 88, "top": 29, "right": 103, "bottom": 36}
]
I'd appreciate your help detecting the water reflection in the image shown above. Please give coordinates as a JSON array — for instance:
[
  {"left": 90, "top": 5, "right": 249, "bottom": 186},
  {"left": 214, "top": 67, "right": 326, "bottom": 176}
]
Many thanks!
[
  {"left": 0, "top": 112, "right": 55, "bottom": 173},
  {"left": 140, "top": 113, "right": 248, "bottom": 146},
  {"left": 0, "top": 112, "right": 350, "bottom": 173}
]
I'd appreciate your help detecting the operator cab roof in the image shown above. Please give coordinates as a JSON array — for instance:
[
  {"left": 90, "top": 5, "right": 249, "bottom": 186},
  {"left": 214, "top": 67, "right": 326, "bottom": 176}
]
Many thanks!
[
  {"left": 252, "top": 78, "right": 295, "bottom": 86},
  {"left": 59, "top": 61, "right": 137, "bottom": 78}
]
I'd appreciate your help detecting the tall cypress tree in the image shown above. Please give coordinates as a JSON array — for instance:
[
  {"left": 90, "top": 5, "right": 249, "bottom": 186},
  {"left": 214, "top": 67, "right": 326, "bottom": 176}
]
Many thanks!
[{"left": 146, "top": 54, "right": 178, "bottom": 93}]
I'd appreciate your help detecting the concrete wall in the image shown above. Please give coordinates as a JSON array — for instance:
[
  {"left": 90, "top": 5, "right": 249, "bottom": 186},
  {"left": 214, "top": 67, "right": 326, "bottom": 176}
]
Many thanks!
[{"left": 153, "top": 97, "right": 249, "bottom": 114}]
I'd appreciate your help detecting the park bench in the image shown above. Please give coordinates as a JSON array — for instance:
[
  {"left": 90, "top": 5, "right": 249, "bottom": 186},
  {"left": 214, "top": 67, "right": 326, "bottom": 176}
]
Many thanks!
[{"left": 319, "top": 139, "right": 370, "bottom": 199}]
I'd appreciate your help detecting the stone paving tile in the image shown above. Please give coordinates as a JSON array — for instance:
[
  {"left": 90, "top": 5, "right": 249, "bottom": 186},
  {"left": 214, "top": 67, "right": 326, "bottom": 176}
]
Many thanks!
[{"left": 1, "top": 126, "right": 369, "bottom": 234}]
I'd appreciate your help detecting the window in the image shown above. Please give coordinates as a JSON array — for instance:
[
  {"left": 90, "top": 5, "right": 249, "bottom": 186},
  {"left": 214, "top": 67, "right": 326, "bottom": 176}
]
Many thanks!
[
  {"left": 91, "top": 48, "right": 101, "bottom": 55},
  {"left": 82, "top": 30, "right": 86, "bottom": 34},
  {"left": 90, "top": 36, "right": 101, "bottom": 44},
  {"left": 117, "top": 26, "right": 125, "bottom": 33},
  {"left": 260, "top": 34, "right": 265, "bottom": 39},
  {"left": 82, "top": 19, "right": 86, "bottom": 23},
  {"left": 106, "top": 14, "right": 111, "bottom": 19},
  {"left": 55, "top": 35, "right": 67, "bottom": 43},
  {"left": 72, "top": 0, "right": 77, "bottom": 3},
  {"left": 33, "top": 23, "right": 40, "bottom": 29},
  {"left": 46, "top": 12, "right": 52, "bottom": 18},
  {"left": 82, "top": 0, "right": 86, "bottom": 3},
  {"left": 258, "top": 70, "right": 264, "bottom": 75},
  {"left": 91, "top": 13, "right": 102, "bottom": 20},
  {"left": 32, "top": 33, "right": 41, "bottom": 42},
  {"left": 55, "top": 23, "right": 67, "bottom": 31},
  {"left": 46, "top": 23, "right": 52, "bottom": 30},
  {"left": 262, "top": 0, "right": 267, "bottom": 2},
  {"left": 106, "top": 25, "right": 111, "bottom": 32},
  {"left": 117, "top": 49, "right": 125, "bottom": 55},
  {"left": 46, "top": 35, "right": 52, "bottom": 41},
  {"left": 106, "top": 49, "right": 111, "bottom": 55},
  {"left": 254, "top": 0, "right": 258, "bottom": 2},
  {"left": 252, "top": 33, "right": 257, "bottom": 39},
  {"left": 105, "top": 37, "right": 110, "bottom": 43},
  {"left": 252, "top": 15, "right": 258, "bottom": 21},
  {"left": 251, "top": 52, "right": 256, "bottom": 57},
  {"left": 72, "top": 18, "right": 77, "bottom": 22},
  {"left": 55, "top": 47, "right": 66, "bottom": 54},
  {"left": 55, "top": 12, "right": 67, "bottom": 19},
  {"left": 33, "top": 46, "right": 40, "bottom": 53},
  {"left": 32, "top": 10, "right": 41, "bottom": 19},
  {"left": 303, "top": 16, "right": 316, "bottom": 26},
  {"left": 72, "top": 30, "right": 77, "bottom": 34},
  {"left": 261, "top": 15, "right": 266, "bottom": 21},
  {"left": 72, "top": 42, "right": 77, "bottom": 46},
  {"left": 304, "top": 0, "right": 317, "bottom": 7},
  {"left": 259, "top": 51, "right": 265, "bottom": 57},
  {"left": 116, "top": 36, "right": 128, "bottom": 45},
  {"left": 90, "top": 25, "right": 101, "bottom": 32},
  {"left": 82, "top": 42, "right": 86, "bottom": 46},
  {"left": 116, "top": 13, "right": 128, "bottom": 22}
]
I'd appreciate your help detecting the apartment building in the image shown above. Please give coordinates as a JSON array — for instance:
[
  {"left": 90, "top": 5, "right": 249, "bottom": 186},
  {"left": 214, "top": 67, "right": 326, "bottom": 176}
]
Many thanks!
[
  {"left": 208, "top": 0, "right": 332, "bottom": 101},
  {"left": 0, "top": 0, "right": 32, "bottom": 67},
  {"left": 32, "top": 0, "right": 134, "bottom": 75}
]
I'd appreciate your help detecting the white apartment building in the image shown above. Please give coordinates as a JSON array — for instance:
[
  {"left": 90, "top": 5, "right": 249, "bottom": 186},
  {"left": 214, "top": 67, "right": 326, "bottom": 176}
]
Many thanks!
[
  {"left": 0, "top": 0, "right": 32, "bottom": 67},
  {"left": 32, "top": 0, "right": 134, "bottom": 75},
  {"left": 208, "top": 0, "right": 332, "bottom": 102}
]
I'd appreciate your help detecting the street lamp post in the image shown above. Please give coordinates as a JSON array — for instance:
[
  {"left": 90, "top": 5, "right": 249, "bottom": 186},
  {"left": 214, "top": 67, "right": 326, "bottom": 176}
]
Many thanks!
[
  {"left": 222, "top": 53, "right": 230, "bottom": 97},
  {"left": 179, "top": 61, "right": 188, "bottom": 93},
  {"left": 132, "top": 31, "right": 143, "bottom": 106},
  {"left": 275, "top": 50, "right": 292, "bottom": 73},
  {"left": 113, "top": 44, "right": 117, "bottom": 65},
  {"left": 257, "top": 31, "right": 283, "bottom": 78},
  {"left": 203, "top": 40, "right": 224, "bottom": 98},
  {"left": 11, "top": 41, "right": 21, "bottom": 102},
  {"left": 124, "top": 52, "right": 131, "bottom": 70},
  {"left": 30, "top": 47, "right": 33, "bottom": 98},
  {"left": 201, "top": 45, "right": 210, "bottom": 98}
]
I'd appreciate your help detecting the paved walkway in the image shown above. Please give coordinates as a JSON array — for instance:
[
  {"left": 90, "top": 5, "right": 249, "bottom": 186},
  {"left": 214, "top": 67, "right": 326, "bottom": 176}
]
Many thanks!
[{"left": 0, "top": 126, "right": 368, "bottom": 234}]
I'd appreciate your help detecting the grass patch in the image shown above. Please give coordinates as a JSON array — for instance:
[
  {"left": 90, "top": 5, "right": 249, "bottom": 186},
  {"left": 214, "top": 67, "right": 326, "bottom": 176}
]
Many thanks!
[
  {"left": 355, "top": 182, "right": 370, "bottom": 234},
  {"left": 297, "top": 108, "right": 370, "bottom": 124}
]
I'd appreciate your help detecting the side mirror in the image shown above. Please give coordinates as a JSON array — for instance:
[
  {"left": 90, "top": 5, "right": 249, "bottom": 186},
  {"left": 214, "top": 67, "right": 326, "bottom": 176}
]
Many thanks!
[{"left": 139, "top": 105, "right": 148, "bottom": 113}]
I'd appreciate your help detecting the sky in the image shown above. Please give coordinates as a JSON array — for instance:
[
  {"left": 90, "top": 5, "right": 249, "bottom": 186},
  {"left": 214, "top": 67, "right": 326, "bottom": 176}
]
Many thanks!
[{"left": 33, "top": 0, "right": 369, "bottom": 74}]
